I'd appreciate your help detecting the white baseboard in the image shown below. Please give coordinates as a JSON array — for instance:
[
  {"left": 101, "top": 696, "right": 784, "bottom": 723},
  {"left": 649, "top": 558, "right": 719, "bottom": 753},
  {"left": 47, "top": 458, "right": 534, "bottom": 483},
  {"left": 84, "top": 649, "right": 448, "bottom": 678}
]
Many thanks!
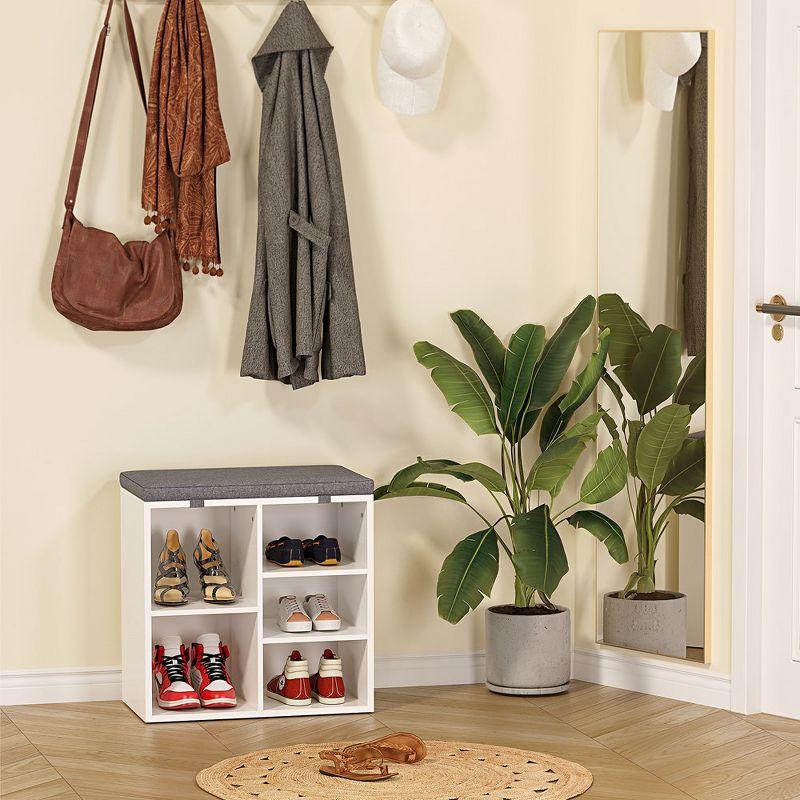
[
  {"left": 0, "top": 667, "right": 123, "bottom": 706},
  {"left": 0, "top": 654, "right": 486, "bottom": 707},
  {"left": 2, "top": 649, "right": 730, "bottom": 709},
  {"left": 375, "top": 651, "right": 486, "bottom": 689},
  {"left": 572, "top": 647, "right": 732, "bottom": 710}
]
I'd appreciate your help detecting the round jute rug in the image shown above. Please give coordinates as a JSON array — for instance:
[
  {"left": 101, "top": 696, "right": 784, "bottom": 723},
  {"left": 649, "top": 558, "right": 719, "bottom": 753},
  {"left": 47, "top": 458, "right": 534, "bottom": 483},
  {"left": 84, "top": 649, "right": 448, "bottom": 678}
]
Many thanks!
[{"left": 196, "top": 740, "right": 593, "bottom": 800}]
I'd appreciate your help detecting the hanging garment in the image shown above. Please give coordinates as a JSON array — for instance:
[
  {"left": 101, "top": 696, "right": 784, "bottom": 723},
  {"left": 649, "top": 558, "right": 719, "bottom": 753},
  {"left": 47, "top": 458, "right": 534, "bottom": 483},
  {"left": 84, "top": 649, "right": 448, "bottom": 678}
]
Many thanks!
[
  {"left": 241, "top": 1, "right": 366, "bottom": 389},
  {"left": 142, "top": 0, "right": 230, "bottom": 276},
  {"left": 681, "top": 32, "right": 708, "bottom": 356},
  {"left": 51, "top": 0, "right": 183, "bottom": 332}
]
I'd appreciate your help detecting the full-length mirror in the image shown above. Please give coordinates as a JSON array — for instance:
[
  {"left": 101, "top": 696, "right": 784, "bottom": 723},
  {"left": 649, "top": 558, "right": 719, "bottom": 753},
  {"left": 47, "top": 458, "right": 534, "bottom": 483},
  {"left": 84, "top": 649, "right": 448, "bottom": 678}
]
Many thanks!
[{"left": 596, "top": 30, "right": 711, "bottom": 663}]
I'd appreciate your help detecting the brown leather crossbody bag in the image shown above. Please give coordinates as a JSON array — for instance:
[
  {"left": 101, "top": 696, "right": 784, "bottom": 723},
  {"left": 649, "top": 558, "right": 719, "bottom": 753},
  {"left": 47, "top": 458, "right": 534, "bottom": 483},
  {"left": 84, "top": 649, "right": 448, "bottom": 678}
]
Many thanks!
[{"left": 52, "top": 0, "right": 182, "bottom": 332}]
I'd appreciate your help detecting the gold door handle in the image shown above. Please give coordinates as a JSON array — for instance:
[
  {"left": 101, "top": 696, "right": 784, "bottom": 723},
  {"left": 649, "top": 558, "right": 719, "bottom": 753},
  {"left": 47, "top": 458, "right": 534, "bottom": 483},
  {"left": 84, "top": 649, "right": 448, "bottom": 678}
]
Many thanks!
[{"left": 755, "top": 294, "right": 800, "bottom": 321}]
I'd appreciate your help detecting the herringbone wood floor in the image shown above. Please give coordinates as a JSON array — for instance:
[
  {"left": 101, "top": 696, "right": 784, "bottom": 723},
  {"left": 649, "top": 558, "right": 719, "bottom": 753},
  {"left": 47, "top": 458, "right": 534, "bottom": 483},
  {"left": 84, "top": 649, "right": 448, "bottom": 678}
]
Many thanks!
[{"left": 2, "top": 682, "right": 800, "bottom": 799}]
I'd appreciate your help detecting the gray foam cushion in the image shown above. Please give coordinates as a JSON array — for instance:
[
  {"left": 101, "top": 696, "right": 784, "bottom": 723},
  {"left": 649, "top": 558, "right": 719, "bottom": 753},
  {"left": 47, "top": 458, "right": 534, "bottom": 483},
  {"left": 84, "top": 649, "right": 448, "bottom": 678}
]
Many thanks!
[{"left": 119, "top": 465, "right": 373, "bottom": 502}]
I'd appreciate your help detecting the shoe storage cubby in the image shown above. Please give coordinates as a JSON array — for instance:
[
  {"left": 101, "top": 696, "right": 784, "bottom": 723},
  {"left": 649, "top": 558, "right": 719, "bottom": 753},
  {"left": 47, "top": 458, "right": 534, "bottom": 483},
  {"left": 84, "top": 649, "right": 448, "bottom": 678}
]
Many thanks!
[
  {"left": 262, "top": 500, "right": 368, "bottom": 575},
  {"left": 120, "top": 466, "right": 374, "bottom": 723},
  {"left": 262, "top": 573, "right": 368, "bottom": 642},
  {"left": 150, "top": 612, "right": 261, "bottom": 720},
  {"left": 149, "top": 505, "right": 260, "bottom": 615},
  {"left": 262, "top": 640, "right": 369, "bottom": 715}
]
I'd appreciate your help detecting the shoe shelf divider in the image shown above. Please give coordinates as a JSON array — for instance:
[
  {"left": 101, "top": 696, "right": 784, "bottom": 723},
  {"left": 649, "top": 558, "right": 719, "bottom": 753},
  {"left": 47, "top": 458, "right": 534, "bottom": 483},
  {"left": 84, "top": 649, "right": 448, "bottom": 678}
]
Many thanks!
[{"left": 120, "top": 466, "right": 374, "bottom": 724}]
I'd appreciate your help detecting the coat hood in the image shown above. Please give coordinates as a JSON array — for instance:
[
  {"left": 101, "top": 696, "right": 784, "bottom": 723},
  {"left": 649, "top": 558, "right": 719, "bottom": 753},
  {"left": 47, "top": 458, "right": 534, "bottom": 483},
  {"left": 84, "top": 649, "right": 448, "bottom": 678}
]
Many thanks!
[{"left": 253, "top": 2, "right": 332, "bottom": 87}]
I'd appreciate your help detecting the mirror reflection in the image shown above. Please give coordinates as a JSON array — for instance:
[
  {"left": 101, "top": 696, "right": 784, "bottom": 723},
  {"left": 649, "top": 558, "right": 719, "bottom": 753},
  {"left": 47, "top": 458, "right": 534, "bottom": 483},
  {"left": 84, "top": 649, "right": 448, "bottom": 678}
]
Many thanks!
[{"left": 596, "top": 31, "right": 710, "bottom": 663}]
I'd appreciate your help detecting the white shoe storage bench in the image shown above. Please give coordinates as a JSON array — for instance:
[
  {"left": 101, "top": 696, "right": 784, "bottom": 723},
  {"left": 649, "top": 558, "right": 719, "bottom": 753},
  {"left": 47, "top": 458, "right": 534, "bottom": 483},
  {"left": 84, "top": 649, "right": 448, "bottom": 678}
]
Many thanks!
[{"left": 119, "top": 466, "right": 374, "bottom": 723}]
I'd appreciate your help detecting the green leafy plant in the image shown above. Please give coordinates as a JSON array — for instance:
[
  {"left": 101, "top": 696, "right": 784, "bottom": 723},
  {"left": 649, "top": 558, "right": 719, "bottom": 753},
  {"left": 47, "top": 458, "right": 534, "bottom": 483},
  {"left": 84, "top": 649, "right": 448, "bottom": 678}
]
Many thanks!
[
  {"left": 375, "top": 296, "right": 630, "bottom": 623},
  {"left": 598, "top": 293, "right": 706, "bottom": 597}
]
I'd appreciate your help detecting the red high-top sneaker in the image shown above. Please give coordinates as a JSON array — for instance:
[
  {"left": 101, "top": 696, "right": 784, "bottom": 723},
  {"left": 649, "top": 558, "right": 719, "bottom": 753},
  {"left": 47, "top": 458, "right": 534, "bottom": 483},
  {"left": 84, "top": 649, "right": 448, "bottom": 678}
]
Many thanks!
[
  {"left": 266, "top": 650, "right": 312, "bottom": 706},
  {"left": 190, "top": 637, "right": 237, "bottom": 708},
  {"left": 152, "top": 642, "right": 200, "bottom": 710},
  {"left": 310, "top": 649, "right": 345, "bottom": 705}
]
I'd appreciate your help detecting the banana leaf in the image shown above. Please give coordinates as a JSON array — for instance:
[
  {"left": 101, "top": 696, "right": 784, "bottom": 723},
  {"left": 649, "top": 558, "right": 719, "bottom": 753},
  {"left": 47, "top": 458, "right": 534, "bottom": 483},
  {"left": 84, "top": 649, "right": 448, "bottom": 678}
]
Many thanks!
[
  {"left": 538, "top": 393, "right": 568, "bottom": 452},
  {"left": 566, "top": 510, "right": 629, "bottom": 563},
  {"left": 374, "top": 481, "right": 467, "bottom": 503},
  {"left": 560, "top": 411, "right": 604, "bottom": 441},
  {"left": 526, "top": 412, "right": 602, "bottom": 497},
  {"left": 660, "top": 437, "right": 705, "bottom": 496},
  {"left": 547, "top": 406, "right": 617, "bottom": 446},
  {"left": 673, "top": 499, "right": 705, "bottom": 522},
  {"left": 539, "top": 328, "right": 611, "bottom": 450},
  {"left": 627, "top": 420, "right": 644, "bottom": 478},
  {"left": 511, "top": 506, "right": 569, "bottom": 597},
  {"left": 388, "top": 459, "right": 473, "bottom": 490},
  {"left": 600, "top": 408, "right": 620, "bottom": 440},
  {"left": 635, "top": 405, "right": 692, "bottom": 491},
  {"left": 528, "top": 295, "right": 597, "bottom": 412},
  {"left": 498, "top": 324, "right": 545, "bottom": 437},
  {"left": 387, "top": 458, "right": 506, "bottom": 494},
  {"left": 601, "top": 370, "right": 629, "bottom": 432},
  {"left": 414, "top": 341, "right": 498, "bottom": 436},
  {"left": 630, "top": 325, "right": 683, "bottom": 415},
  {"left": 437, "top": 528, "right": 499, "bottom": 624},
  {"left": 598, "top": 293, "right": 651, "bottom": 379},
  {"left": 439, "top": 462, "right": 506, "bottom": 492},
  {"left": 526, "top": 437, "right": 588, "bottom": 498},
  {"left": 580, "top": 440, "right": 628, "bottom": 504},
  {"left": 517, "top": 407, "right": 542, "bottom": 442},
  {"left": 674, "top": 354, "right": 706, "bottom": 412},
  {"left": 451, "top": 310, "right": 506, "bottom": 400},
  {"left": 561, "top": 328, "right": 612, "bottom": 412}
]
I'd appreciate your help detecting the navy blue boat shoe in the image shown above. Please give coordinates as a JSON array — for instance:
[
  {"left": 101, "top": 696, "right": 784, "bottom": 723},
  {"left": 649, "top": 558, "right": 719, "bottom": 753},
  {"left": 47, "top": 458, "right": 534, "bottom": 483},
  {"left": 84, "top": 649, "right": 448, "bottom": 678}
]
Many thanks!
[
  {"left": 302, "top": 535, "right": 341, "bottom": 566},
  {"left": 266, "top": 537, "right": 304, "bottom": 568}
]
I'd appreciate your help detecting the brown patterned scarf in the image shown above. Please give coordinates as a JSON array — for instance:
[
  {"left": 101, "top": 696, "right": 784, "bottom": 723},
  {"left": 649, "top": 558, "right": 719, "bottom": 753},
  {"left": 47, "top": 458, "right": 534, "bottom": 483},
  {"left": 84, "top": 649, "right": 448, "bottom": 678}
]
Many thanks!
[{"left": 142, "top": 0, "right": 230, "bottom": 277}]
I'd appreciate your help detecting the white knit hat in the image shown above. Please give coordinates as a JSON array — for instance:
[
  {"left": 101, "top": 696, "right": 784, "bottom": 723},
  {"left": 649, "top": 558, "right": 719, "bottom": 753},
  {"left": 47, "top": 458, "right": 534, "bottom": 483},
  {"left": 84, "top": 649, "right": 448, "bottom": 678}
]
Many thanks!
[{"left": 378, "top": 0, "right": 451, "bottom": 116}]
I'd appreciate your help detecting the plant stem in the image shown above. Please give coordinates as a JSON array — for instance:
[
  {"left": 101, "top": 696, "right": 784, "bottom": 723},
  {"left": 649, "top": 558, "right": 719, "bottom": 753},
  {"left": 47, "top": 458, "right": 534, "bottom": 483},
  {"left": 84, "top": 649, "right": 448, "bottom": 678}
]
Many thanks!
[
  {"left": 496, "top": 533, "right": 514, "bottom": 561},
  {"left": 465, "top": 502, "right": 496, "bottom": 532},
  {"left": 489, "top": 493, "right": 515, "bottom": 544},
  {"left": 509, "top": 439, "right": 521, "bottom": 509},
  {"left": 537, "top": 591, "right": 557, "bottom": 610},
  {"left": 501, "top": 438, "right": 524, "bottom": 506},
  {"left": 499, "top": 433, "right": 509, "bottom": 485},
  {"left": 624, "top": 475, "right": 636, "bottom": 519},
  {"left": 463, "top": 461, "right": 534, "bottom": 603},
  {"left": 551, "top": 500, "right": 580, "bottom": 524},
  {"left": 653, "top": 495, "right": 704, "bottom": 532},
  {"left": 466, "top": 504, "right": 521, "bottom": 579},
  {"left": 515, "top": 436, "right": 527, "bottom": 512}
]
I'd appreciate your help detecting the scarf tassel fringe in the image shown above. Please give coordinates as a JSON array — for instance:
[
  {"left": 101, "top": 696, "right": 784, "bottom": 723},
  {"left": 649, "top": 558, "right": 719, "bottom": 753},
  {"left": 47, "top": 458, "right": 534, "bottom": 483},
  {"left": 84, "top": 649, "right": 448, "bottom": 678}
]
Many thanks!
[{"left": 144, "top": 211, "right": 223, "bottom": 278}]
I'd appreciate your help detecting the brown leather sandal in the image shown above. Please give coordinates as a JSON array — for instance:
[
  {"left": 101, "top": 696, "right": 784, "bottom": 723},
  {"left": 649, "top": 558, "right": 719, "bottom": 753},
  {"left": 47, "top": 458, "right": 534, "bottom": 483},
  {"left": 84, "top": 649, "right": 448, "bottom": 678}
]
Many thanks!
[
  {"left": 319, "top": 745, "right": 397, "bottom": 782},
  {"left": 328, "top": 733, "right": 426, "bottom": 765}
]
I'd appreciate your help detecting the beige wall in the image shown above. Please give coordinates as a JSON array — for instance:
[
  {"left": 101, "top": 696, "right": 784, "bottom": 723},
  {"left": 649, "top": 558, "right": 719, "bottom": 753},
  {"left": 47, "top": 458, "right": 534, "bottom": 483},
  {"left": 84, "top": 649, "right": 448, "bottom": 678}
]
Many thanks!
[{"left": 0, "top": 0, "right": 734, "bottom": 676}]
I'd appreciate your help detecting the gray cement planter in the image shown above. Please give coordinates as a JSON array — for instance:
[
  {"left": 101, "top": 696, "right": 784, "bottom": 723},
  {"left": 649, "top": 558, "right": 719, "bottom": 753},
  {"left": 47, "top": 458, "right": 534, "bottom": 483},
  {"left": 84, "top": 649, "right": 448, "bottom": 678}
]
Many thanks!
[
  {"left": 485, "top": 605, "right": 570, "bottom": 696},
  {"left": 603, "top": 591, "right": 687, "bottom": 658}
]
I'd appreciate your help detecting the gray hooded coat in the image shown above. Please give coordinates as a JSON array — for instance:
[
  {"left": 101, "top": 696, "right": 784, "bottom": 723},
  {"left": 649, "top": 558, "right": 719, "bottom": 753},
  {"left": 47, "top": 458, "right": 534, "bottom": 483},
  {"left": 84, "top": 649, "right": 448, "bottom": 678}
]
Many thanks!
[{"left": 240, "top": 1, "right": 366, "bottom": 389}]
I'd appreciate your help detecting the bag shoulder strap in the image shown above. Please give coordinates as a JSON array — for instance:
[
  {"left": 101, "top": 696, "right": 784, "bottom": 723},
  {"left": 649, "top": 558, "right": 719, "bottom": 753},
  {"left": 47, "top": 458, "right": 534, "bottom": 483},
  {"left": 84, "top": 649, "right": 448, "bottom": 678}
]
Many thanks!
[{"left": 64, "top": 0, "right": 147, "bottom": 212}]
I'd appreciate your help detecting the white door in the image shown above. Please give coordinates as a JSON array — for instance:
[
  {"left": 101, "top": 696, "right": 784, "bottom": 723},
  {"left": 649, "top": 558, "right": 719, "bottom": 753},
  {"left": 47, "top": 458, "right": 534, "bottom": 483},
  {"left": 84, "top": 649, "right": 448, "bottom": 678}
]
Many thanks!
[{"left": 759, "top": 0, "right": 800, "bottom": 720}]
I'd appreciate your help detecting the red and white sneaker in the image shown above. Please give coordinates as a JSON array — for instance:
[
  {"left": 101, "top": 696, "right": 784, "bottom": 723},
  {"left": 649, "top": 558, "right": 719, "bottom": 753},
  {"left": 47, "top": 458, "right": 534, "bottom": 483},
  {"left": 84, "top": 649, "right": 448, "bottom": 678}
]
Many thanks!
[
  {"left": 190, "top": 634, "right": 237, "bottom": 708},
  {"left": 310, "top": 649, "right": 345, "bottom": 705},
  {"left": 266, "top": 650, "right": 311, "bottom": 706},
  {"left": 153, "top": 639, "right": 200, "bottom": 710}
]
